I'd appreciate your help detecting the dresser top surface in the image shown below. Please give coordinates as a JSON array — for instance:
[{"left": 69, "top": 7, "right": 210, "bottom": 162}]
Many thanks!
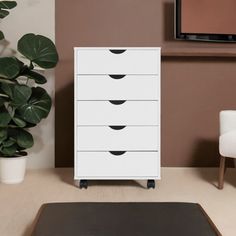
[{"left": 74, "top": 47, "right": 161, "bottom": 50}]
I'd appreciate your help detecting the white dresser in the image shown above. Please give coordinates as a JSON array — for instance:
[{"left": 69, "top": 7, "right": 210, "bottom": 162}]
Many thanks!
[{"left": 74, "top": 47, "right": 161, "bottom": 189}]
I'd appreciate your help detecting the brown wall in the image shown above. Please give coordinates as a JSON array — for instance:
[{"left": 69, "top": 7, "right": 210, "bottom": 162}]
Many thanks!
[
  {"left": 181, "top": 0, "right": 236, "bottom": 34},
  {"left": 55, "top": 0, "right": 236, "bottom": 167}
]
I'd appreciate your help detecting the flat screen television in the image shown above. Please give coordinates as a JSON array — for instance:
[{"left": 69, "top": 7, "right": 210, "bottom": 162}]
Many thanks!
[{"left": 175, "top": 0, "right": 236, "bottom": 42}]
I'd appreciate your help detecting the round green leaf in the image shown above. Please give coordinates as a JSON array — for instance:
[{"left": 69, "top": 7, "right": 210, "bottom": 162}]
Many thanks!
[
  {"left": 16, "top": 129, "right": 33, "bottom": 149},
  {"left": 17, "top": 87, "right": 52, "bottom": 124},
  {"left": 0, "top": 1, "right": 17, "bottom": 9},
  {"left": 23, "top": 69, "right": 47, "bottom": 84},
  {"left": 0, "top": 57, "right": 21, "bottom": 79},
  {"left": 1, "top": 83, "right": 13, "bottom": 98},
  {"left": 0, "top": 112, "right": 11, "bottom": 127},
  {"left": 0, "top": 127, "right": 7, "bottom": 137},
  {"left": 0, "top": 9, "right": 9, "bottom": 18},
  {"left": 12, "top": 85, "right": 32, "bottom": 106},
  {"left": 0, "top": 127, "right": 7, "bottom": 143},
  {"left": 0, "top": 107, "right": 11, "bottom": 127},
  {"left": 0, "top": 144, "right": 17, "bottom": 156},
  {"left": 17, "top": 33, "right": 58, "bottom": 69},
  {"left": 12, "top": 117, "right": 26, "bottom": 127},
  {"left": 0, "top": 97, "right": 6, "bottom": 106},
  {"left": 0, "top": 1, "right": 16, "bottom": 20},
  {"left": 2, "top": 139, "right": 15, "bottom": 147}
]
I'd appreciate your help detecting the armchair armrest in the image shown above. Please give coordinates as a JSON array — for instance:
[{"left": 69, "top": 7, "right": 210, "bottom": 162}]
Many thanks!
[
  {"left": 219, "top": 130, "right": 236, "bottom": 157},
  {"left": 220, "top": 110, "right": 236, "bottom": 135}
]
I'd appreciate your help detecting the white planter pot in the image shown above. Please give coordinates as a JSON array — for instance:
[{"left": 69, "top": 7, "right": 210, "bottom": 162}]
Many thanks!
[{"left": 0, "top": 156, "right": 27, "bottom": 184}]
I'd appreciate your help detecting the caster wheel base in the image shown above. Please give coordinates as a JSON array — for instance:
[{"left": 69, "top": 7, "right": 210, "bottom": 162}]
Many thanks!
[
  {"left": 79, "top": 180, "right": 88, "bottom": 189},
  {"left": 147, "top": 179, "right": 155, "bottom": 189}
]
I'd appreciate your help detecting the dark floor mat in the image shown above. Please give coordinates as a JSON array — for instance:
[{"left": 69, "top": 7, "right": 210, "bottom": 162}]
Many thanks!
[{"left": 32, "top": 202, "right": 221, "bottom": 236}]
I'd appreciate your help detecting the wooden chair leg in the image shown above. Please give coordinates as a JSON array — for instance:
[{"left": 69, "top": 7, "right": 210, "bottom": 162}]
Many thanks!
[{"left": 218, "top": 156, "right": 226, "bottom": 189}]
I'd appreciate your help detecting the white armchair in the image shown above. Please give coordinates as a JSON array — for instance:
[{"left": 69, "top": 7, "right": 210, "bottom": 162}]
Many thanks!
[{"left": 219, "top": 110, "right": 236, "bottom": 189}]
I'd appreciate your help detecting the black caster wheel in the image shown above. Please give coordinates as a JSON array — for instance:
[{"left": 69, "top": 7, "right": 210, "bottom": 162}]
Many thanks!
[
  {"left": 147, "top": 179, "right": 155, "bottom": 189},
  {"left": 79, "top": 180, "right": 88, "bottom": 189}
]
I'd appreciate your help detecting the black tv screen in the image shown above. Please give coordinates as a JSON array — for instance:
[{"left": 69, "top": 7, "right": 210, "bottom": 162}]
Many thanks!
[{"left": 175, "top": 0, "right": 236, "bottom": 42}]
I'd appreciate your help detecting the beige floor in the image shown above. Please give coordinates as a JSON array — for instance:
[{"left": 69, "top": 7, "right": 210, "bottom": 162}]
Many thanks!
[{"left": 0, "top": 168, "right": 236, "bottom": 236}]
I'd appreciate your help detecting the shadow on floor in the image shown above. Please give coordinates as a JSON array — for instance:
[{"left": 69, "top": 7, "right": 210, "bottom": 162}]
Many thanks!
[
  {"left": 194, "top": 168, "right": 219, "bottom": 188},
  {"left": 191, "top": 139, "right": 226, "bottom": 167},
  {"left": 189, "top": 138, "right": 236, "bottom": 188},
  {"left": 57, "top": 168, "right": 74, "bottom": 185},
  {"left": 220, "top": 167, "right": 236, "bottom": 188},
  {"left": 194, "top": 166, "right": 236, "bottom": 189},
  {"left": 56, "top": 168, "right": 146, "bottom": 189},
  {"left": 87, "top": 180, "right": 146, "bottom": 189}
]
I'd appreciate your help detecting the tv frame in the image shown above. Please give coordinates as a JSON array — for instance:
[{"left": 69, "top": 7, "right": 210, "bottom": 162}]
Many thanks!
[{"left": 175, "top": 0, "right": 236, "bottom": 43}]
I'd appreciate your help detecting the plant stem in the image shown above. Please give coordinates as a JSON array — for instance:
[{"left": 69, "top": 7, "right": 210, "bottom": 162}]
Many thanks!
[
  {"left": 26, "top": 78, "right": 29, "bottom": 85},
  {"left": 29, "top": 61, "right": 34, "bottom": 70}
]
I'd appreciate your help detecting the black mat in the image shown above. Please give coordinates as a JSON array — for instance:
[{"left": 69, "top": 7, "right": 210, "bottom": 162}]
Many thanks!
[{"left": 32, "top": 202, "right": 221, "bottom": 236}]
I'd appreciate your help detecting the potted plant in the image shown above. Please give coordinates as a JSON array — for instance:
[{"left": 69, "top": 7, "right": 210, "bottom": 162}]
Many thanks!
[{"left": 0, "top": 1, "right": 58, "bottom": 183}]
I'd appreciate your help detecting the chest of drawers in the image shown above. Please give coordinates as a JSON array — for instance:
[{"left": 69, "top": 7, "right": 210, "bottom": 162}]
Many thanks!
[{"left": 74, "top": 47, "right": 161, "bottom": 189}]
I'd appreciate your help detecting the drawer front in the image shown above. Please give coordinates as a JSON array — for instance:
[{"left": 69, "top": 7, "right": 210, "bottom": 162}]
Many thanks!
[
  {"left": 77, "top": 101, "right": 159, "bottom": 126},
  {"left": 76, "top": 49, "right": 160, "bottom": 75},
  {"left": 75, "top": 151, "right": 159, "bottom": 178},
  {"left": 77, "top": 126, "right": 159, "bottom": 151},
  {"left": 76, "top": 75, "right": 159, "bottom": 100}
]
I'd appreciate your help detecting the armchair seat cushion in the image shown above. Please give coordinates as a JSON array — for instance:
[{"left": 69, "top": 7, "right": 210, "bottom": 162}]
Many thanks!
[{"left": 219, "top": 130, "right": 236, "bottom": 158}]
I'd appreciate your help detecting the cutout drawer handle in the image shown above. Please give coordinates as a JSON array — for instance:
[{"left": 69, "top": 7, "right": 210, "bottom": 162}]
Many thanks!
[
  {"left": 109, "top": 151, "right": 126, "bottom": 156},
  {"left": 108, "top": 74, "right": 126, "bottom": 79},
  {"left": 109, "top": 100, "right": 126, "bottom": 105},
  {"left": 109, "top": 49, "right": 126, "bottom": 54},
  {"left": 109, "top": 126, "right": 126, "bottom": 130}
]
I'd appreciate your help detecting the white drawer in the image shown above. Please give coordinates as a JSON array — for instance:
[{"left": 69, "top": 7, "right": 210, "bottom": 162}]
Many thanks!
[
  {"left": 76, "top": 101, "right": 159, "bottom": 126},
  {"left": 77, "top": 126, "right": 159, "bottom": 151},
  {"left": 76, "top": 49, "right": 160, "bottom": 75},
  {"left": 76, "top": 75, "right": 159, "bottom": 100},
  {"left": 75, "top": 151, "right": 159, "bottom": 178}
]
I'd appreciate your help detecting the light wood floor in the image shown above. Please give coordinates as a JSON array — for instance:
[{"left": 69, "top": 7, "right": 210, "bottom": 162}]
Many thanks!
[{"left": 0, "top": 168, "right": 236, "bottom": 236}]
